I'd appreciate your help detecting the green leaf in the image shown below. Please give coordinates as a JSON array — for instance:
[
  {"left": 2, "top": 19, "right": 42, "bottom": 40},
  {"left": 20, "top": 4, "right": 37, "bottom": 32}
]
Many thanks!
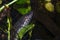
[
  {"left": 14, "top": 0, "right": 31, "bottom": 15},
  {"left": 18, "top": 24, "right": 35, "bottom": 39},
  {"left": 45, "top": 3, "right": 54, "bottom": 12},
  {"left": 16, "top": 0, "right": 26, "bottom": 4},
  {"left": 16, "top": 0, "right": 30, "bottom": 4},
  {"left": 17, "top": 6, "right": 31, "bottom": 15}
]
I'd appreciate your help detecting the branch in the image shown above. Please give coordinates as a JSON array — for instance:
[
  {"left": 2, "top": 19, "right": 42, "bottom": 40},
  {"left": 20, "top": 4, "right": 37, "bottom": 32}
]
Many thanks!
[{"left": 0, "top": 0, "right": 17, "bottom": 12}]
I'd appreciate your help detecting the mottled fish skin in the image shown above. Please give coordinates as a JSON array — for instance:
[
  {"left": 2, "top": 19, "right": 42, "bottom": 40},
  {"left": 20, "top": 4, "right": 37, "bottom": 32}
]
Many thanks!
[{"left": 13, "top": 11, "right": 33, "bottom": 40}]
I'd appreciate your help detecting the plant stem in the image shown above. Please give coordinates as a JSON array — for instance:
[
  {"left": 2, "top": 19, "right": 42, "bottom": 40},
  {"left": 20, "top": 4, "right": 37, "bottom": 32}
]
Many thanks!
[
  {"left": 0, "top": 0, "right": 17, "bottom": 12},
  {"left": 7, "top": 17, "right": 11, "bottom": 40},
  {"left": 28, "top": 30, "right": 32, "bottom": 40},
  {"left": 7, "top": 17, "right": 12, "bottom": 40},
  {"left": 7, "top": 0, "right": 17, "bottom": 6}
]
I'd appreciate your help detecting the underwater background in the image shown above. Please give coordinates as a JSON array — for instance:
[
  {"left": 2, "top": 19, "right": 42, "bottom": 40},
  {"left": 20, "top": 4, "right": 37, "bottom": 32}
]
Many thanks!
[{"left": 0, "top": 0, "right": 60, "bottom": 40}]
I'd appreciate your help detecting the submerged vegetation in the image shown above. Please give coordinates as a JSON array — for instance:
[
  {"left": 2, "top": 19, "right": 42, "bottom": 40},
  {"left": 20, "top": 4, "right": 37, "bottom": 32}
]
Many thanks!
[
  {"left": 0, "top": 0, "right": 34, "bottom": 40},
  {"left": 0, "top": 0, "right": 60, "bottom": 40}
]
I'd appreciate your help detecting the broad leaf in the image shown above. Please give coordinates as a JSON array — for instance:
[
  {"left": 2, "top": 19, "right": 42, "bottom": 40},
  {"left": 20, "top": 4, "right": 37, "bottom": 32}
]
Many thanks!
[
  {"left": 17, "top": 6, "right": 31, "bottom": 15},
  {"left": 16, "top": 0, "right": 30, "bottom": 4},
  {"left": 14, "top": 0, "right": 31, "bottom": 15},
  {"left": 18, "top": 24, "right": 35, "bottom": 39}
]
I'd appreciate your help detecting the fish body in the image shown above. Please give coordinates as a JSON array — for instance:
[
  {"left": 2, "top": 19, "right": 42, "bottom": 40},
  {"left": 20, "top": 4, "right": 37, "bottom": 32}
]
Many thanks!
[
  {"left": 12, "top": 11, "right": 33, "bottom": 40},
  {"left": 14, "top": 11, "right": 33, "bottom": 33}
]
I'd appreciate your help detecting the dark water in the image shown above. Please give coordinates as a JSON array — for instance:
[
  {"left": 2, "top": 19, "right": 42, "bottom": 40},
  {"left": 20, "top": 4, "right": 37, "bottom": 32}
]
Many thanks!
[{"left": 0, "top": 0, "right": 60, "bottom": 40}]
